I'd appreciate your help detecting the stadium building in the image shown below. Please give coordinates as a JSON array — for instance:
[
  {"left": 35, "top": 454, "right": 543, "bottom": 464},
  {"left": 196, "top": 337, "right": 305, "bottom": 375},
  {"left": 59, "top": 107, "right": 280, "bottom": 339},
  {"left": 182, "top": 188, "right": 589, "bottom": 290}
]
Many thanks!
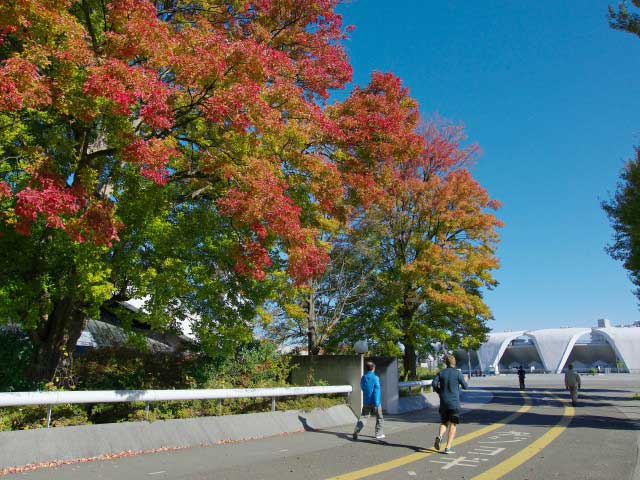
[{"left": 454, "top": 319, "right": 640, "bottom": 374}]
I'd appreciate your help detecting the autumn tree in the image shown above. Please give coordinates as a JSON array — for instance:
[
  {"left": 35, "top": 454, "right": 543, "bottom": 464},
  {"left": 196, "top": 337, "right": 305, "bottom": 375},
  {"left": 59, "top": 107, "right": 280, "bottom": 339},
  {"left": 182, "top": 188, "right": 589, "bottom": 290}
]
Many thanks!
[
  {"left": 0, "top": 0, "right": 357, "bottom": 381},
  {"left": 327, "top": 74, "right": 500, "bottom": 378},
  {"left": 268, "top": 74, "right": 501, "bottom": 374},
  {"left": 266, "top": 71, "right": 424, "bottom": 355},
  {"left": 355, "top": 118, "right": 500, "bottom": 379}
]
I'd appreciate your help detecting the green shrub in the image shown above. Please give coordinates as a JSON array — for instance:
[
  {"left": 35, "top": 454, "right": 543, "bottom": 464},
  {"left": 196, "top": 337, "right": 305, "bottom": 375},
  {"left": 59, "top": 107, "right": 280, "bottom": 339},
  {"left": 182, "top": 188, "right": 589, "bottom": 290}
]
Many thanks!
[
  {"left": 0, "top": 338, "right": 336, "bottom": 430},
  {"left": 416, "top": 366, "right": 438, "bottom": 380},
  {"left": 0, "top": 403, "right": 88, "bottom": 431},
  {"left": 0, "top": 330, "right": 36, "bottom": 392}
]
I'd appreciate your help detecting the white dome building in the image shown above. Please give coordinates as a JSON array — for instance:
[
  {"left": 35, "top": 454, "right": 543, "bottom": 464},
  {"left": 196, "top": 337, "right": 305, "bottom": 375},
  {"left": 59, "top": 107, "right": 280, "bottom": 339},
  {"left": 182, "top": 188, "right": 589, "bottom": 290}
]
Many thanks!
[{"left": 455, "top": 320, "right": 640, "bottom": 374}]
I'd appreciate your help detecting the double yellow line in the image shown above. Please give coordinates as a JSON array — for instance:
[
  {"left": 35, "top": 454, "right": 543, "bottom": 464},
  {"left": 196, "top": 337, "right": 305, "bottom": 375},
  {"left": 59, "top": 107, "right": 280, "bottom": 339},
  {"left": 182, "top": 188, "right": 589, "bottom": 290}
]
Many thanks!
[
  {"left": 324, "top": 393, "right": 533, "bottom": 480},
  {"left": 470, "top": 392, "right": 574, "bottom": 480}
]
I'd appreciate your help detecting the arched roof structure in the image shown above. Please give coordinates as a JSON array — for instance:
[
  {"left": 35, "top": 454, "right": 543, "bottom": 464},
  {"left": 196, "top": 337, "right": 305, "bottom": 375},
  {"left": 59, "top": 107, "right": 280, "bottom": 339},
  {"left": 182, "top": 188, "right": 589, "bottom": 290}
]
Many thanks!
[
  {"left": 477, "top": 331, "right": 525, "bottom": 374},
  {"left": 469, "top": 326, "right": 640, "bottom": 374},
  {"left": 524, "top": 328, "right": 591, "bottom": 373},
  {"left": 594, "top": 327, "right": 640, "bottom": 372}
]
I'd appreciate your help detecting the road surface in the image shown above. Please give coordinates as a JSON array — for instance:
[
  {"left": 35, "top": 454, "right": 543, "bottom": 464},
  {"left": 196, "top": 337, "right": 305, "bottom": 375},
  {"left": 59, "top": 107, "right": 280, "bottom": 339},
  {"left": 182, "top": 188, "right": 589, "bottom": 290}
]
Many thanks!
[{"left": 8, "top": 375, "right": 640, "bottom": 479}]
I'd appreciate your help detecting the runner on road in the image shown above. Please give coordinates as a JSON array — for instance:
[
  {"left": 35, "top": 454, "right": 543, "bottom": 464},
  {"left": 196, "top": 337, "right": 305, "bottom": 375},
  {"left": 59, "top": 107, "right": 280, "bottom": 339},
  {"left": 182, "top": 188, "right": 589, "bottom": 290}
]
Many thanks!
[
  {"left": 564, "top": 363, "right": 581, "bottom": 407},
  {"left": 353, "top": 361, "right": 385, "bottom": 440},
  {"left": 432, "top": 355, "right": 468, "bottom": 454}
]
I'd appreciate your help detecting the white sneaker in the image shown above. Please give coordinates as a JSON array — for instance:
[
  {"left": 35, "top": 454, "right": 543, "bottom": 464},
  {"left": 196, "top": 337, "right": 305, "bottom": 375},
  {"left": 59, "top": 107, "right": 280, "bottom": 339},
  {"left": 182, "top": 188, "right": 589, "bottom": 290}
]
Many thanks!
[{"left": 375, "top": 433, "right": 386, "bottom": 440}]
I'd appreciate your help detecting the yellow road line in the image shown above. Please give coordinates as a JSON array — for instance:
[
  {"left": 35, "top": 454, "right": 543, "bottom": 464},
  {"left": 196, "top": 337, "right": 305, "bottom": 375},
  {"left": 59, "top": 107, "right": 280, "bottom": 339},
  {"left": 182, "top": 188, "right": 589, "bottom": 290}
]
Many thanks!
[
  {"left": 323, "top": 393, "right": 533, "bottom": 480},
  {"left": 470, "top": 392, "right": 574, "bottom": 480}
]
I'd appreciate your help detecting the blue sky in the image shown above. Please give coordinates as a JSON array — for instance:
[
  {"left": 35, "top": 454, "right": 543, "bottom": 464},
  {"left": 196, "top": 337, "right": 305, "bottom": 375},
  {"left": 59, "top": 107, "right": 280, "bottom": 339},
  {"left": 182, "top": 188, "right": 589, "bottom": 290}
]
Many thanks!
[{"left": 335, "top": 1, "right": 640, "bottom": 332}]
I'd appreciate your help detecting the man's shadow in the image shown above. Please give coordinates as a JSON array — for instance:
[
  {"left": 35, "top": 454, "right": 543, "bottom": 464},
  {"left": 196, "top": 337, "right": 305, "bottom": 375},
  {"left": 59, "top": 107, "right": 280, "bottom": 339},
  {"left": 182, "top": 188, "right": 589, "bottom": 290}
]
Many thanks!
[{"left": 297, "top": 415, "right": 436, "bottom": 453}]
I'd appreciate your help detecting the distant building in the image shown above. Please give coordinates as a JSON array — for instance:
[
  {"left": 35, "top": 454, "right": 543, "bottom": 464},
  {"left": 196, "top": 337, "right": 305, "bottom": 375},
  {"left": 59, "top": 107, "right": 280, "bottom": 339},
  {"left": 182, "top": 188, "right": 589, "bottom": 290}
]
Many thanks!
[
  {"left": 74, "top": 300, "right": 194, "bottom": 353},
  {"left": 454, "top": 321, "right": 640, "bottom": 374}
]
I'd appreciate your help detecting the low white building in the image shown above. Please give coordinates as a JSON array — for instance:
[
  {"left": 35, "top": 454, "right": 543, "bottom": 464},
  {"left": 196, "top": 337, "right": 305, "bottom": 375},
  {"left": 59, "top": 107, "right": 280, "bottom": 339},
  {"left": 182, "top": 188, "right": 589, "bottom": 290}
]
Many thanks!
[{"left": 455, "top": 319, "right": 640, "bottom": 374}]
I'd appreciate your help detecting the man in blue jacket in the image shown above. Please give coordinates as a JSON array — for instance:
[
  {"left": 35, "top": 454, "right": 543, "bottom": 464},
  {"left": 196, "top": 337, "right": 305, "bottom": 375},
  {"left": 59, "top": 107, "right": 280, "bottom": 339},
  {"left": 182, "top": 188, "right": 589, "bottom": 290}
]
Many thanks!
[{"left": 353, "top": 361, "right": 385, "bottom": 440}]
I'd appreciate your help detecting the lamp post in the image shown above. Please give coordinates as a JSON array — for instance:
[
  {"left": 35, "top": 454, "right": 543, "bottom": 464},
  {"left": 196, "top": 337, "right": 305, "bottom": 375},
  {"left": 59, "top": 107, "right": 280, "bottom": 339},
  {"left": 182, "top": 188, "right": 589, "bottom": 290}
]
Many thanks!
[{"left": 354, "top": 340, "right": 368, "bottom": 355}]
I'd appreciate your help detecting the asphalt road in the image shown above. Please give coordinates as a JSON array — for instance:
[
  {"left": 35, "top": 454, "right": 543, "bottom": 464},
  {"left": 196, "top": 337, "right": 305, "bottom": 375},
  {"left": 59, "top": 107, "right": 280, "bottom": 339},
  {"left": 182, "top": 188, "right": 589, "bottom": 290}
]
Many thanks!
[{"left": 8, "top": 375, "right": 640, "bottom": 480}]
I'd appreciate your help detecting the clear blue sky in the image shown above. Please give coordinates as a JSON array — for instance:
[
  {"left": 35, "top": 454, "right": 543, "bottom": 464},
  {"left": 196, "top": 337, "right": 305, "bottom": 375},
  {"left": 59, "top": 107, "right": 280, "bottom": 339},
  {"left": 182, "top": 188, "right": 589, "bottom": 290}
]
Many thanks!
[{"left": 335, "top": 0, "right": 640, "bottom": 332}]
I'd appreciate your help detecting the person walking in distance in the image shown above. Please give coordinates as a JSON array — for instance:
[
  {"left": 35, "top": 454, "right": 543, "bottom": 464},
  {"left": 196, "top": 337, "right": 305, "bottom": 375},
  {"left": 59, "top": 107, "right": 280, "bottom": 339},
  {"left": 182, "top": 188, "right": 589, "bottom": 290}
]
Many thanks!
[
  {"left": 432, "top": 355, "right": 468, "bottom": 454},
  {"left": 564, "top": 363, "right": 581, "bottom": 407},
  {"left": 353, "top": 361, "right": 385, "bottom": 440},
  {"left": 517, "top": 365, "right": 526, "bottom": 391}
]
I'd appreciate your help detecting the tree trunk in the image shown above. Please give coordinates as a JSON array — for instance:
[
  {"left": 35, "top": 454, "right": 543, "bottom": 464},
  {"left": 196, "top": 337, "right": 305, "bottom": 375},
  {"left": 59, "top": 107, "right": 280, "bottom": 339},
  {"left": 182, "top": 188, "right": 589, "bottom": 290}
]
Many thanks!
[
  {"left": 29, "top": 298, "right": 86, "bottom": 383},
  {"left": 306, "top": 288, "right": 320, "bottom": 355},
  {"left": 400, "top": 293, "right": 418, "bottom": 380},
  {"left": 403, "top": 337, "right": 418, "bottom": 380}
]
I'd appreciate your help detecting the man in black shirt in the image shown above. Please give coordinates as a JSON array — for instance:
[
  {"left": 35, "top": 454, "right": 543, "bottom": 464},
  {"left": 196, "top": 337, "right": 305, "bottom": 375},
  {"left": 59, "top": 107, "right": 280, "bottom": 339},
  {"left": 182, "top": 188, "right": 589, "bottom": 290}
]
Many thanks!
[
  {"left": 432, "top": 355, "right": 468, "bottom": 454},
  {"left": 517, "top": 365, "right": 526, "bottom": 390}
]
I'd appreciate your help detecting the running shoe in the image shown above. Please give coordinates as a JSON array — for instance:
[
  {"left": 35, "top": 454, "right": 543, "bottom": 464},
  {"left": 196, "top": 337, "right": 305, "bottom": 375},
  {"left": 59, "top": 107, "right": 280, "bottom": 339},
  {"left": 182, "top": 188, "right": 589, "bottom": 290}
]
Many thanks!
[{"left": 434, "top": 436, "right": 442, "bottom": 450}]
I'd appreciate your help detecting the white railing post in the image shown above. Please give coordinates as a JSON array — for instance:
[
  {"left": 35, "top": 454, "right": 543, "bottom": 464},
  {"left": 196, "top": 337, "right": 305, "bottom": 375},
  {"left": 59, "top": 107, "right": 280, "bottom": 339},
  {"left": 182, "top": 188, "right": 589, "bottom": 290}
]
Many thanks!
[
  {"left": 271, "top": 397, "right": 276, "bottom": 412},
  {"left": 46, "top": 405, "right": 52, "bottom": 428}
]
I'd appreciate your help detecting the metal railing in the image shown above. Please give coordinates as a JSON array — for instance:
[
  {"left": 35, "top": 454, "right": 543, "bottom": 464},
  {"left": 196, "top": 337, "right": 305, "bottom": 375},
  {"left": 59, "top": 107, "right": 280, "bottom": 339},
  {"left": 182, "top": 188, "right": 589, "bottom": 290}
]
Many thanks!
[
  {"left": 398, "top": 379, "right": 432, "bottom": 394},
  {"left": 0, "top": 385, "right": 352, "bottom": 428}
]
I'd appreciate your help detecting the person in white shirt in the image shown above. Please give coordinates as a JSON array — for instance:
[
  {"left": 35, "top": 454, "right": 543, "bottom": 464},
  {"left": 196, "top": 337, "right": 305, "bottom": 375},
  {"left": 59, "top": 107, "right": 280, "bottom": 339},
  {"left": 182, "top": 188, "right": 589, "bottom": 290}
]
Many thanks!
[{"left": 564, "top": 363, "right": 581, "bottom": 407}]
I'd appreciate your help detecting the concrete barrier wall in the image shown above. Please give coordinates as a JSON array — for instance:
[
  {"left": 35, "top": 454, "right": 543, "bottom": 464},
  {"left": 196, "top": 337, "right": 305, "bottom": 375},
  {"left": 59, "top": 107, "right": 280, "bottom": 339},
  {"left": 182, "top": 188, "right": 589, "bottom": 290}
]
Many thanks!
[
  {"left": 290, "top": 355, "right": 363, "bottom": 413},
  {"left": 0, "top": 405, "right": 356, "bottom": 472},
  {"left": 366, "top": 357, "right": 400, "bottom": 413}
]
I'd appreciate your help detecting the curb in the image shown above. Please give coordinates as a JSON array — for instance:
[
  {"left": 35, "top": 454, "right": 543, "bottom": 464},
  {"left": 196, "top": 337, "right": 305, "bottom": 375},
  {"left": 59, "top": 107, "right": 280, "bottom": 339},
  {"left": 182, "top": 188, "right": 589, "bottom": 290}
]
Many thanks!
[{"left": 0, "top": 404, "right": 356, "bottom": 475}]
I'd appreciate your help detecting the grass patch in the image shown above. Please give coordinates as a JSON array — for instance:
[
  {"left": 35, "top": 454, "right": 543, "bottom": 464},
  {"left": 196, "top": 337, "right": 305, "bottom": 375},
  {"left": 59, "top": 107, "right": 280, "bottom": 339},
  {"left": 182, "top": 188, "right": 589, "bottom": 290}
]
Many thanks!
[{"left": 416, "top": 366, "right": 439, "bottom": 380}]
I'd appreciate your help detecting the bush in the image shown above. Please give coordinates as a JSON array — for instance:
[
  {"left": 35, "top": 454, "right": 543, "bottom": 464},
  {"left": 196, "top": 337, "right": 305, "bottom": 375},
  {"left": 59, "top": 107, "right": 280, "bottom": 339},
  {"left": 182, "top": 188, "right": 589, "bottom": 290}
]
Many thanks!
[
  {"left": 0, "top": 329, "right": 36, "bottom": 392},
  {"left": 0, "top": 338, "right": 346, "bottom": 430},
  {"left": 416, "top": 366, "right": 438, "bottom": 380}
]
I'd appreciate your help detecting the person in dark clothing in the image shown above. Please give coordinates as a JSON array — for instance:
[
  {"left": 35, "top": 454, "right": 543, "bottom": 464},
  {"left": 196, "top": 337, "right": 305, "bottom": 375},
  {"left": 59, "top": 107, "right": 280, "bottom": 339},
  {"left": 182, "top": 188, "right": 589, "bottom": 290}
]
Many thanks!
[
  {"left": 517, "top": 365, "right": 526, "bottom": 390},
  {"left": 432, "top": 355, "right": 468, "bottom": 454},
  {"left": 353, "top": 361, "right": 385, "bottom": 440}
]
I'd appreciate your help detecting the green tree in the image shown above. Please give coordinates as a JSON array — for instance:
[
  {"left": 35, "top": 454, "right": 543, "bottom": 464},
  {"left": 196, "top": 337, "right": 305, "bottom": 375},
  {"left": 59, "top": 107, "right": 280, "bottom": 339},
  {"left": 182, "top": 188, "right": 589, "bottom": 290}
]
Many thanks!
[
  {"left": 609, "top": 1, "right": 640, "bottom": 37},
  {"left": 605, "top": 2, "right": 640, "bottom": 304},
  {"left": 603, "top": 149, "right": 640, "bottom": 301}
]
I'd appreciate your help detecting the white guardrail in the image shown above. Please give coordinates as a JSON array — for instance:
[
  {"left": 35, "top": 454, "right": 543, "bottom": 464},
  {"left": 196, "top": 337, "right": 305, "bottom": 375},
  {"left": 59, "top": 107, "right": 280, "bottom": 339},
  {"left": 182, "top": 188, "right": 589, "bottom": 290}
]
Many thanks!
[
  {"left": 398, "top": 379, "right": 433, "bottom": 391},
  {"left": 0, "top": 385, "right": 352, "bottom": 428}
]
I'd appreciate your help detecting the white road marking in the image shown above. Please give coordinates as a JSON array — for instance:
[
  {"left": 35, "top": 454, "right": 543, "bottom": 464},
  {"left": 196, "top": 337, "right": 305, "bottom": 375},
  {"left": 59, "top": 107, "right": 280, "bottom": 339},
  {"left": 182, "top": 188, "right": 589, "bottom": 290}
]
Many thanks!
[
  {"left": 467, "top": 446, "right": 506, "bottom": 456},
  {"left": 147, "top": 472, "right": 166, "bottom": 476},
  {"left": 430, "top": 456, "right": 483, "bottom": 470}
]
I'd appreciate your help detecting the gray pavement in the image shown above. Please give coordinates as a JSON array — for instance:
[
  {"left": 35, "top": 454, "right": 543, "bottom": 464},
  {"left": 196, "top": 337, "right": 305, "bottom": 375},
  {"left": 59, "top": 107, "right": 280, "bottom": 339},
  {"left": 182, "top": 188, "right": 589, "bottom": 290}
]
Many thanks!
[{"left": 7, "top": 374, "right": 640, "bottom": 480}]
